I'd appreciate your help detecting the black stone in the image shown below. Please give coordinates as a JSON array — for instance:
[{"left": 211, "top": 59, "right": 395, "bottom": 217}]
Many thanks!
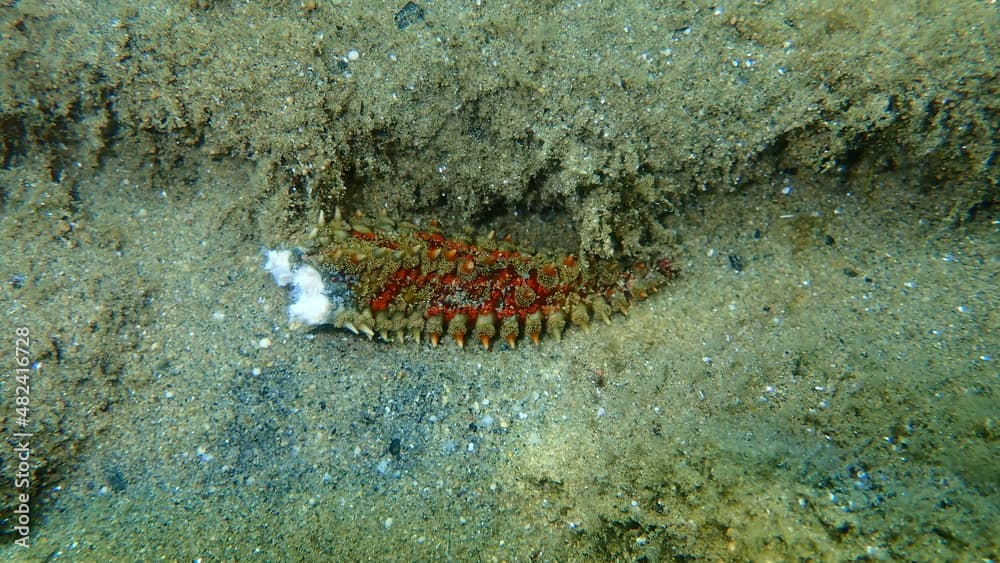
[
  {"left": 728, "top": 254, "right": 744, "bottom": 272},
  {"left": 106, "top": 467, "right": 128, "bottom": 492},
  {"left": 395, "top": 2, "right": 425, "bottom": 30}
]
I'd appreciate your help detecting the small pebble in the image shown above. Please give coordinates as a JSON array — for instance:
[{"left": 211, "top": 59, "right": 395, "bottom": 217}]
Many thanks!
[
  {"left": 728, "top": 254, "right": 744, "bottom": 272},
  {"left": 394, "top": 1, "right": 425, "bottom": 30}
]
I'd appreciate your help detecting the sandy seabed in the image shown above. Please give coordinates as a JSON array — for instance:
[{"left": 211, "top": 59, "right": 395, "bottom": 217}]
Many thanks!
[{"left": 1, "top": 1, "right": 996, "bottom": 560}]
